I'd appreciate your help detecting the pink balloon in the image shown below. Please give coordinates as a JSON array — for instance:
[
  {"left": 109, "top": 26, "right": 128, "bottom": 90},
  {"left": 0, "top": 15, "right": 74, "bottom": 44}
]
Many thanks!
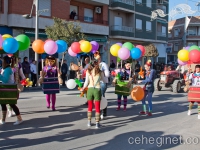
[
  {"left": 136, "top": 45, "right": 145, "bottom": 56},
  {"left": 177, "top": 59, "right": 187, "bottom": 66},
  {"left": 68, "top": 47, "right": 77, "bottom": 57},
  {"left": 0, "top": 34, "right": 3, "bottom": 47},
  {"left": 45, "top": 39, "right": 52, "bottom": 43},
  {"left": 44, "top": 40, "right": 58, "bottom": 55},
  {"left": 118, "top": 47, "right": 130, "bottom": 60}
]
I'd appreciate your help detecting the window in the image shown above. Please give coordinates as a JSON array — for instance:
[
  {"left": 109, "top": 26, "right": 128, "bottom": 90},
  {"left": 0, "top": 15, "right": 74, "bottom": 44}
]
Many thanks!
[
  {"left": 146, "top": 0, "right": 152, "bottom": 8},
  {"left": 174, "top": 28, "right": 179, "bottom": 37},
  {"left": 187, "top": 42, "right": 197, "bottom": 46},
  {"left": 157, "top": 0, "right": 163, "bottom": 4},
  {"left": 146, "top": 21, "right": 151, "bottom": 31},
  {"left": 187, "top": 27, "right": 197, "bottom": 35},
  {"left": 136, "top": 19, "right": 142, "bottom": 30},
  {"left": 84, "top": 8, "right": 93, "bottom": 22},
  {"left": 70, "top": 5, "right": 78, "bottom": 20},
  {"left": 162, "top": 26, "right": 166, "bottom": 36},
  {"left": 136, "top": 0, "right": 142, "bottom": 4},
  {"left": 174, "top": 43, "right": 179, "bottom": 51},
  {"left": 0, "top": 0, "right": 2, "bottom": 12},
  {"left": 39, "top": 0, "right": 51, "bottom": 17}
]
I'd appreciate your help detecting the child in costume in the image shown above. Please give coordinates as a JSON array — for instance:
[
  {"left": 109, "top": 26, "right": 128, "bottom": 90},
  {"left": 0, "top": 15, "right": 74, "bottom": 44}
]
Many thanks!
[
  {"left": 186, "top": 65, "right": 200, "bottom": 119},
  {"left": 41, "top": 56, "right": 60, "bottom": 111},
  {"left": 0, "top": 56, "right": 23, "bottom": 125},
  {"left": 81, "top": 60, "right": 106, "bottom": 128},
  {"left": 138, "top": 60, "right": 156, "bottom": 116}
]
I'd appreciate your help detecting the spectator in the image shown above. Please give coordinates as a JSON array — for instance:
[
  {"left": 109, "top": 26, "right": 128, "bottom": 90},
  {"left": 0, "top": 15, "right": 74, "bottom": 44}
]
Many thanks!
[
  {"left": 110, "top": 60, "right": 116, "bottom": 71},
  {"left": 22, "top": 57, "right": 30, "bottom": 78},
  {"left": 59, "top": 59, "right": 62, "bottom": 69},
  {"left": 135, "top": 61, "right": 140, "bottom": 73},
  {"left": 70, "top": 10, "right": 76, "bottom": 19},
  {"left": 61, "top": 59, "right": 68, "bottom": 86},
  {"left": 30, "top": 60, "right": 37, "bottom": 87},
  {"left": 153, "top": 62, "right": 156, "bottom": 70}
]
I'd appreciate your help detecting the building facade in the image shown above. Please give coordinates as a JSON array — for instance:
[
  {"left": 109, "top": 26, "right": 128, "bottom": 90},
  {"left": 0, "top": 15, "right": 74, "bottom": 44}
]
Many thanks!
[
  {"left": 0, "top": 0, "right": 109, "bottom": 64},
  {"left": 109, "top": 0, "right": 168, "bottom": 64},
  {"left": 168, "top": 16, "right": 200, "bottom": 63}
]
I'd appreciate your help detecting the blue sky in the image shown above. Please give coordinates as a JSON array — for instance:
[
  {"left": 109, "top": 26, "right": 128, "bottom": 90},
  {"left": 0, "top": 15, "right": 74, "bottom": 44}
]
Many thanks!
[{"left": 169, "top": 0, "right": 200, "bottom": 20}]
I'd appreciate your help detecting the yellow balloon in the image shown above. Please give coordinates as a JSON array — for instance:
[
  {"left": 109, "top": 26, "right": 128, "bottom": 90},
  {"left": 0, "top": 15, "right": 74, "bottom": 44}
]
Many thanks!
[
  {"left": 110, "top": 44, "right": 121, "bottom": 57},
  {"left": 178, "top": 49, "right": 189, "bottom": 61},
  {"left": 2, "top": 34, "right": 12, "bottom": 40},
  {"left": 80, "top": 41, "right": 92, "bottom": 53}
]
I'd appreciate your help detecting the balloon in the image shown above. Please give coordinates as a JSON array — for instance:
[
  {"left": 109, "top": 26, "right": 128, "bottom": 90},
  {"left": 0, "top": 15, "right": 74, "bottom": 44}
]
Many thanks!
[
  {"left": 184, "top": 46, "right": 190, "bottom": 50},
  {"left": 100, "top": 96, "right": 108, "bottom": 109},
  {"left": 7, "top": 54, "right": 13, "bottom": 57},
  {"left": 136, "top": 45, "right": 145, "bottom": 56},
  {"left": 71, "top": 42, "right": 81, "bottom": 53},
  {"left": 117, "top": 57, "right": 121, "bottom": 62},
  {"left": 45, "top": 39, "right": 52, "bottom": 43},
  {"left": 118, "top": 48, "right": 130, "bottom": 60},
  {"left": 177, "top": 49, "right": 189, "bottom": 61},
  {"left": 32, "top": 40, "right": 45, "bottom": 54},
  {"left": 0, "top": 34, "right": 3, "bottom": 47},
  {"left": 90, "top": 41, "right": 99, "bottom": 54},
  {"left": 2, "top": 38, "right": 19, "bottom": 54},
  {"left": 130, "top": 48, "right": 142, "bottom": 59},
  {"left": 68, "top": 47, "right": 77, "bottom": 57},
  {"left": 177, "top": 59, "right": 187, "bottom": 66},
  {"left": 110, "top": 44, "right": 121, "bottom": 57},
  {"left": 188, "top": 45, "right": 200, "bottom": 52},
  {"left": 80, "top": 41, "right": 92, "bottom": 53},
  {"left": 79, "top": 40, "right": 85, "bottom": 44},
  {"left": 131, "top": 86, "right": 144, "bottom": 101},
  {"left": 116, "top": 43, "right": 122, "bottom": 47},
  {"left": 2, "top": 34, "right": 12, "bottom": 40},
  {"left": 56, "top": 40, "right": 68, "bottom": 53},
  {"left": 44, "top": 40, "right": 58, "bottom": 55},
  {"left": 66, "top": 79, "right": 77, "bottom": 89},
  {"left": 189, "top": 50, "right": 200, "bottom": 63},
  {"left": 122, "top": 42, "right": 134, "bottom": 50},
  {"left": 15, "top": 34, "right": 30, "bottom": 51}
]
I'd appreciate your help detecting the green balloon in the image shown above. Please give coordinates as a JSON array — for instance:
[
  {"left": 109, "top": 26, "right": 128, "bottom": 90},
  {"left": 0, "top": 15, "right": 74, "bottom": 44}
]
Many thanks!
[
  {"left": 122, "top": 42, "right": 134, "bottom": 50},
  {"left": 188, "top": 45, "right": 200, "bottom": 52},
  {"left": 15, "top": 34, "right": 30, "bottom": 51},
  {"left": 117, "top": 57, "right": 121, "bottom": 62}
]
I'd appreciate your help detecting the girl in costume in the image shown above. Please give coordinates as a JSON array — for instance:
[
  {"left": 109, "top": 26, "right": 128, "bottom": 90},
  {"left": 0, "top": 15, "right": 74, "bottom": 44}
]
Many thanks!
[
  {"left": 81, "top": 60, "right": 106, "bottom": 128},
  {"left": 138, "top": 60, "right": 156, "bottom": 116},
  {"left": 41, "top": 56, "right": 60, "bottom": 111},
  {"left": 0, "top": 56, "right": 23, "bottom": 125},
  {"left": 186, "top": 65, "right": 200, "bottom": 119}
]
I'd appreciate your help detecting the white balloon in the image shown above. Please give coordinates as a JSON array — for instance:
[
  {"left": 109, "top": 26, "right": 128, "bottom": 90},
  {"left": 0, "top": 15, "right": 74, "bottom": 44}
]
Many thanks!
[
  {"left": 66, "top": 79, "right": 77, "bottom": 89},
  {"left": 100, "top": 96, "right": 108, "bottom": 110}
]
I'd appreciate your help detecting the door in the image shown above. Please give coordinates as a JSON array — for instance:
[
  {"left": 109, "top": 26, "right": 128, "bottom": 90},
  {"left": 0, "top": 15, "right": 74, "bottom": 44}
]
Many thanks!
[{"left": 114, "top": 17, "right": 122, "bottom": 30}]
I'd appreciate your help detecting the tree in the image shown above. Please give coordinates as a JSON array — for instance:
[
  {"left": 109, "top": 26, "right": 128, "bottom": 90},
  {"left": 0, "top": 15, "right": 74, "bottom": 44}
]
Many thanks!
[{"left": 143, "top": 43, "right": 159, "bottom": 57}]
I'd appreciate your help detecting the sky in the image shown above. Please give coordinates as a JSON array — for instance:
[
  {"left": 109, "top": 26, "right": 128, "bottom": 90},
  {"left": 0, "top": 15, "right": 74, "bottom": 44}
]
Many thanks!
[{"left": 169, "top": 0, "right": 200, "bottom": 20}]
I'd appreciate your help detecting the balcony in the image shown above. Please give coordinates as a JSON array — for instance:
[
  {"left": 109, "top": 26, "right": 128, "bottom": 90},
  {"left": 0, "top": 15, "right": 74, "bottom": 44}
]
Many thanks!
[
  {"left": 110, "top": 25, "right": 134, "bottom": 37},
  {"left": 74, "top": 0, "right": 109, "bottom": 5},
  {"left": 157, "top": 31, "right": 167, "bottom": 41},
  {"left": 110, "top": 0, "right": 135, "bottom": 12}
]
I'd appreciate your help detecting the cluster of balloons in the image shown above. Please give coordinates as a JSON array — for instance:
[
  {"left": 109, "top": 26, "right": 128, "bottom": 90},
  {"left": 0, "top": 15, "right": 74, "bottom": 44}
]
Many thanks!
[
  {"left": 0, "top": 34, "right": 30, "bottom": 54},
  {"left": 68, "top": 40, "right": 99, "bottom": 57},
  {"left": 110, "top": 42, "right": 145, "bottom": 60},
  {"left": 178, "top": 45, "right": 200, "bottom": 65},
  {"left": 32, "top": 39, "right": 68, "bottom": 55}
]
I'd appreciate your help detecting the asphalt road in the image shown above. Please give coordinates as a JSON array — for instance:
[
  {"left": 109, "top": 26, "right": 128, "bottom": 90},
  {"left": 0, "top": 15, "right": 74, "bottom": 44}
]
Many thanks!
[{"left": 0, "top": 87, "right": 200, "bottom": 150}]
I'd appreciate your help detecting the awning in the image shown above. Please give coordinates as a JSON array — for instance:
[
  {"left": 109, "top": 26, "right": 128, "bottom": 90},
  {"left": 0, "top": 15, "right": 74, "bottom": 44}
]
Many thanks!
[
  {"left": 85, "top": 34, "right": 107, "bottom": 43},
  {"left": 24, "top": 30, "right": 47, "bottom": 38},
  {"left": 157, "top": 20, "right": 167, "bottom": 24}
]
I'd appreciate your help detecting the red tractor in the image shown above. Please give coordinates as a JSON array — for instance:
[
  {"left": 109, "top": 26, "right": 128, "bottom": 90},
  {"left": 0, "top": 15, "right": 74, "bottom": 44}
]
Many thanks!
[{"left": 154, "top": 70, "right": 185, "bottom": 93}]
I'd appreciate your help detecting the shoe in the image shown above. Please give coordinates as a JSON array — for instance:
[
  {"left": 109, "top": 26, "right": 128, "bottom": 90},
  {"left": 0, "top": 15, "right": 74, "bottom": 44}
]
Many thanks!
[
  {"left": 123, "top": 108, "right": 127, "bottom": 112},
  {"left": 52, "top": 108, "right": 56, "bottom": 111},
  {"left": 198, "top": 115, "right": 200, "bottom": 119},
  {"left": 95, "top": 122, "right": 100, "bottom": 129},
  {"left": 188, "top": 110, "right": 192, "bottom": 116},
  {"left": 139, "top": 111, "right": 146, "bottom": 115},
  {"left": 13, "top": 120, "right": 23, "bottom": 125},
  {"left": 0, "top": 120, "right": 5, "bottom": 125},
  {"left": 116, "top": 108, "right": 120, "bottom": 111},
  {"left": 8, "top": 111, "right": 13, "bottom": 117},
  {"left": 47, "top": 107, "right": 50, "bottom": 109},
  {"left": 87, "top": 121, "right": 91, "bottom": 127},
  {"left": 146, "top": 112, "right": 152, "bottom": 116}
]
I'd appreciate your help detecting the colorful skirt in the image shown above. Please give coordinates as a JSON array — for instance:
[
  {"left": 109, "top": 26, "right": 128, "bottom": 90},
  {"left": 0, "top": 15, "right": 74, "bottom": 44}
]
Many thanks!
[
  {"left": 42, "top": 77, "right": 60, "bottom": 94},
  {"left": 188, "top": 86, "right": 200, "bottom": 102}
]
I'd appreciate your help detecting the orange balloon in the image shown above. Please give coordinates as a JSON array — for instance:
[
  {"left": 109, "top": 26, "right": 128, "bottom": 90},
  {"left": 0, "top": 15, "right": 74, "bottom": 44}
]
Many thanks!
[
  {"left": 0, "top": 47, "right": 2, "bottom": 50},
  {"left": 131, "top": 86, "right": 145, "bottom": 101},
  {"left": 79, "top": 40, "right": 85, "bottom": 44},
  {"left": 32, "top": 40, "right": 45, "bottom": 54}
]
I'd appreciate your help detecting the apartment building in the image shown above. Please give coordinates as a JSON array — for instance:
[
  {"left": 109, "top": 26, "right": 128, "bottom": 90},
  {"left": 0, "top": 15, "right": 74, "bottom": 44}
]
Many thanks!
[
  {"left": 168, "top": 16, "right": 200, "bottom": 63},
  {"left": 109, "top": 0, "right": 168, "bottom": 64},
  {"left": 0, "top": 0, "right": 109, "bottom": 63}
]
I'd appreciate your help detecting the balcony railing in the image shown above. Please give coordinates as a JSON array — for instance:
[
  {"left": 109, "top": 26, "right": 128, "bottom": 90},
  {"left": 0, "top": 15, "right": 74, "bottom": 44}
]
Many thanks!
[
  {"left": 111, "top": 25, "right": 134, "bottom": 32},
  {"left": 69, "top": 15, "right": 108, "bottom": 25},
  {"left": 111, "top": 0, "right": 135, "bottom": 11},
  {"left": 157, "top": 32, "right": 166, "bottom": 37},
  {"left": 112, "top": 0, "right": 135, "bottom": 6}
]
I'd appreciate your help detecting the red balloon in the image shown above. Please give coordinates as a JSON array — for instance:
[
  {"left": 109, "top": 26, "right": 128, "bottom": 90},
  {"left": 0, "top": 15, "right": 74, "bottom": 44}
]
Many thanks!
[
  {"left": 7, "top": 54, "right": 13, "bottom": 57},
  {"left": 189, "top": 50, "right": 200, "bottom": 63},
  {"left": 136, "top": 45, "right": 145, "bottom": 56},
  {"left": 71, "top": 42, "right": 81, "bottom": 53}
]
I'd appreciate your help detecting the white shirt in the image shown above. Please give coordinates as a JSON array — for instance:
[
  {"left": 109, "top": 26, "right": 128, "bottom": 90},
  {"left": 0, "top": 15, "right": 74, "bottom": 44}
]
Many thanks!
[
  {"left": 99, "top": 62, "right": 109, "bottom": 83},
  {"left": 30, "top": 63, "right": 36, "bottom": 74},
  {"left": 176, "top": 65, "right": 186, "bottom": 74},
  {"left": 189, "top": 73, "right": 200, "bottom": 86}
]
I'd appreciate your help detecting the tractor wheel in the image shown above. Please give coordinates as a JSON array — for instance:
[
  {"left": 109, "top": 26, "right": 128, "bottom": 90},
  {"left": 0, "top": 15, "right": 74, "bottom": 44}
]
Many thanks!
[
  {"left": 172, "top": 80, "right": 181, "bottom": 93},
  {"left": 154, "top": 78, "right": 162, "bottom": 91}
]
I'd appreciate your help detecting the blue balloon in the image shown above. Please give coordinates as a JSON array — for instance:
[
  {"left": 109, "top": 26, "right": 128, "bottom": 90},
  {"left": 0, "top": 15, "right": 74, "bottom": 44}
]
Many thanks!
[
  {"left": 130, "top": 48, "right": 142, "bottom": 59},
  {"left": 2, "top": 38, "right": 19, "bottom": 54},
  {"left": 56, "top": 40, "right": 68, "bottom": 53}
]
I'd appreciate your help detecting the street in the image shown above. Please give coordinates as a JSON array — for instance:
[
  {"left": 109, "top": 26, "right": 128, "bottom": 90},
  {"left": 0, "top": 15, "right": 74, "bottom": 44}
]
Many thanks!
[{"left": 0, "top": 87, "right": 200, "bottom": 150}]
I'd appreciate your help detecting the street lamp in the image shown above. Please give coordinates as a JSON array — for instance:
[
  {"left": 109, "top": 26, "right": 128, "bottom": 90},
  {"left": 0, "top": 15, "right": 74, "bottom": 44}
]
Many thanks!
[{"left": 22, "top": 0, "right": 48, "bottom": 86}]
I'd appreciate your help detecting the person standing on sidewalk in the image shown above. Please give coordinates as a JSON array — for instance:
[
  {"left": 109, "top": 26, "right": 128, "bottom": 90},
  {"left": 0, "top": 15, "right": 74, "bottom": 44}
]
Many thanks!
[
  {"left": 61, "top": 59, "right": 68, "bottom": 86},
  {"left": 30, "top": 60, "right": 37, "bottom": 87},
  {"left": 22, "top": 57, "right": 30, "bottom": 79}
]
